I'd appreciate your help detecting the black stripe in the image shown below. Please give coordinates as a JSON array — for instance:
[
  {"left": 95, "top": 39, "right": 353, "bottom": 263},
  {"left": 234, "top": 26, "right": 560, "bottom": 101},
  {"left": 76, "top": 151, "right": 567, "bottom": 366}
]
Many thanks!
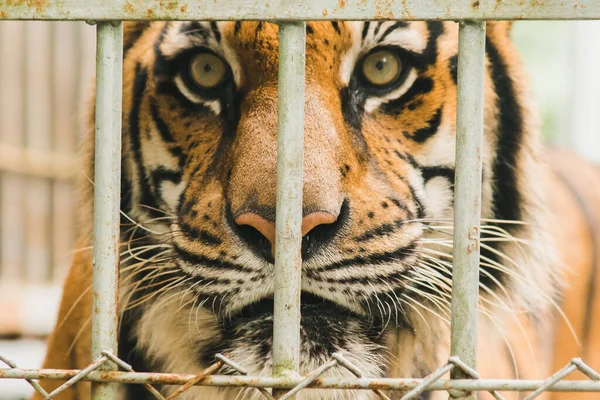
[
  {"left": 394, "top": 150, "right": 454, "bottom": 184},
  {"left": 179, "top": 21, "right": 210, "bottom": 42},
  {"left": 153, "top": 25, "right": 170, "bottom": 77},
  {"left": 149, "top": 98, "right": 176, "bottom": 143},
  {"left": 381, "top": 77, "right": 434, "bottom": 115},
  {"left": 355, "top": 220, "right": 403, "bottom": 242},
  {"left": 331, "top": 21, "right": 342, "bottom": 35},
  {"left": 123, "top": 22, "right": 150, "bottom": 57},
  {"left": 148, "top": 99, "right": 185, "bottom": 167},
  {"left": 210, "top": 21, "right": 221, "bottom": 43},
  {"left": 306, "top": 24, "right": 314, "bottom": 35},
  {"left": 403, "top": 108, "right": 442, "bottom": 143},
  {"left": 234, "top": 21, "right": 242, "bottom": 35},
  {"left": 379, "top": 21, "right": 409, "bottom": 41},
  {"left": 421, "top": 165, "right": 455, "bottom": 184},
  {"left": 179, "top": 221, "right": 223, "bottom": 246},
  {"left": 129, "top": 63, "right": 162, "bottom": 218},
  {"left": 449, "top": 54, "right": 458, "bottom": 84},
  {"left": 320, "top": 268, "right": 414, "bottom": 285},
  {"left": 253, "top": 21, "right": 264, "bottom": 49},
  {"left": 173, "top": 244, "right": 258, "bottom": 274},
  {"left": 120, "top": 161, "right": 134, "bottom": 222},
  {"left": 394, "top": 150, "right": 419, "bottom": 169},
  {"left": 373, "top": 21, "right": 384, "bottom": 37},
  {"left": 487, "top": 37, "right": 522, "bottom": 224},
  {"left": 422, "top": 21, "right": 444, "bottom": 66},
  {"left": 118, "top": 314, "right": 156, "bottom": 400},
  {"left": 361, "top": 22, "right": 370, "bottom": 42},
  {"left": 150, "top": 165, "right": 181, "bottom": 199},
  {"left": 308, "top": 242, "right": 417, "bottom": 275},
  {"left": 479, "top": 35, "right": 524, "bottom": 289}
]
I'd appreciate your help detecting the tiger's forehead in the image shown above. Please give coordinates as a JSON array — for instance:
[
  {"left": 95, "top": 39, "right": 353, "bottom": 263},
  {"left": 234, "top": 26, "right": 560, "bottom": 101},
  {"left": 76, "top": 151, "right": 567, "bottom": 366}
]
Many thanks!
[{"left": 157, "top": 21, "right": 435, "bottom": 87}]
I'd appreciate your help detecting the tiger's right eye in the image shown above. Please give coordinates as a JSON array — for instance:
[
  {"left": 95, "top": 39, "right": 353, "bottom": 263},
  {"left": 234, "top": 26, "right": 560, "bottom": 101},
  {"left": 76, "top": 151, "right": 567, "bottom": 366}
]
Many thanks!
[{"left": 188, "top": 52, "right": 228, "bottom": 90}]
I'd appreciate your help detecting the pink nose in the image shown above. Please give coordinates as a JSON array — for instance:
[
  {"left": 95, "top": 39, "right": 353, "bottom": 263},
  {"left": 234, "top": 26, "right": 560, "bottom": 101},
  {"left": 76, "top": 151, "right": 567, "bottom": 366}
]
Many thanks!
[{"left": 234, "top": 211, "right": 337, "bottom": 257}]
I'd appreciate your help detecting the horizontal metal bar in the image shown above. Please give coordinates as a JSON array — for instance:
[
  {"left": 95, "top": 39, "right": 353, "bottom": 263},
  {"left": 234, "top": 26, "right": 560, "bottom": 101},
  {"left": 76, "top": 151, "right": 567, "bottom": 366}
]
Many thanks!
[
  {"left": 3, "top": 369, "right": 600, "bottom": 392},
  {"left": 1, "top": 0, "right": 599, "bottom": 21}
]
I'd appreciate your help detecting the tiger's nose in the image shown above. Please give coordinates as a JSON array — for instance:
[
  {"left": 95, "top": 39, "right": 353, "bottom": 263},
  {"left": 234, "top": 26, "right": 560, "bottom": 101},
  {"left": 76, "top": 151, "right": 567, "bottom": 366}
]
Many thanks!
[{"left": 234, "top": 211, "right": 338, "bottom": 261}]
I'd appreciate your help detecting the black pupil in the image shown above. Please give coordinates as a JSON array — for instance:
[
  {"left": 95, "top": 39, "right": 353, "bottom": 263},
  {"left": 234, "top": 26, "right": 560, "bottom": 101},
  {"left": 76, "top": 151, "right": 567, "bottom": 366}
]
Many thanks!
[
  {"left": 375, "top": 59, "right": 385, "bottom": 71},
  {"left": 203, "top": 63, "right": 212, "bottom": 73}
]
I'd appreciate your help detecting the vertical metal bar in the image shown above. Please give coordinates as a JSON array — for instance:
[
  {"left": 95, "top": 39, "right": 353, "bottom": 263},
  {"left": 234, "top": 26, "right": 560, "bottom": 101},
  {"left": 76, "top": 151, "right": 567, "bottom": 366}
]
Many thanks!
[
  {"left": 450, "top": 20, "right": 486, "bottom": 400},
  {"left": 272, "top": 21, "right": 306, "bottom": 399},
  {"left": 91, "top": 21, "right": 123, "bottom": 400}
]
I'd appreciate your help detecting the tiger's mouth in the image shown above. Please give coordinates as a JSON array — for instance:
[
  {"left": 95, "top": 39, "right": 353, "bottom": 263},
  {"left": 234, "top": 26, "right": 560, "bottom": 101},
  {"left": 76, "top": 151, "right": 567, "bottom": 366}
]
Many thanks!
[
  {"left": 228, "top": 291, "right": 363, "bottom": 323},
  {"left": 201, "top": 291, "right": 387, "bottom": 370}
]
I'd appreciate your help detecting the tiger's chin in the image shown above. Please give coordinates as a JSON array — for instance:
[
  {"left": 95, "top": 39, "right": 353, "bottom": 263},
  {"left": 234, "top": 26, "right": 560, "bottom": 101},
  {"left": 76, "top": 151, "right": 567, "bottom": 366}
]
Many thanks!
[
  {"left": 135, "top": 291, "right": 389, "bottom": 399},
  {"left": 202, "top": 292, "right": 388, "bottom": 377}
]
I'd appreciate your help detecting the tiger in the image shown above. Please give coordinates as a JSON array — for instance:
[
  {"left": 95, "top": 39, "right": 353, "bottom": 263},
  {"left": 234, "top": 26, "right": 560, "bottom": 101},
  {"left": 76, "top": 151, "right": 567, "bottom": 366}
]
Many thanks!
[{"left": 35, "top": 20, "right": 600, "bottom": 400}]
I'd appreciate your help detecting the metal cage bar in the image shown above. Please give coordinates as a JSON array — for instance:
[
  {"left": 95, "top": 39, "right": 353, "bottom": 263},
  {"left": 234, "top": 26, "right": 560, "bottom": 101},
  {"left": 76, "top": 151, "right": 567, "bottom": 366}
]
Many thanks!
[
  {"left": 4, "top": 366, "right": 600, "bottom": 392},
  {"left": 450, "top": 21, "right": 486, "bottom": 400},
  {"left": 1, "top": 0, "right": 600, "bottom": 21},
  {"left": 272, "top": 21, "right": 306, "bottom": 399},
  {"left": 91, "top": 21, "right": 123, "bottom": 400}
]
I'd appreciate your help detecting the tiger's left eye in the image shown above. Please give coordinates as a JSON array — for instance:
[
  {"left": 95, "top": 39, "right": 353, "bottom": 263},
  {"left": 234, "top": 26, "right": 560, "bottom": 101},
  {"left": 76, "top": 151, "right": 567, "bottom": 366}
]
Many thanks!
[
  {"left": 189, "top": 52, "right": 228, "bottom": 89},
  {"left": 361, "top": 50, "right": 401, "bottom": 87}
]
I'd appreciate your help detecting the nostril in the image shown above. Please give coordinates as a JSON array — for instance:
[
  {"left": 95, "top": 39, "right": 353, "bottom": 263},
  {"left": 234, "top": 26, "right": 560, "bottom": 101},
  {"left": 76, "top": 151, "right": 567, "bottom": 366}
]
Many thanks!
[
  {"left": 234, "top": 212, "right": 276, "bottom": 262},
  {"left": 300, "top": 201, "right": 349, "bottom": 260},
  {"left": 231, "top": 200, "right": 349, "bottom": 262},
  {"left": 234, "top": 213, "right": 276, "bottom": 245},
  {"left": 301, "top": 211, "right": 337, "bottom": 236}
]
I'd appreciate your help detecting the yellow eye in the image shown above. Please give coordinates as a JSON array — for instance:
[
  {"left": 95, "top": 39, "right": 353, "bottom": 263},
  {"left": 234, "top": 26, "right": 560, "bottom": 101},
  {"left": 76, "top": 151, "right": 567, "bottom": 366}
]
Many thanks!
[
  {"left": 189, "top": 52, "right": 228, "bottom": 89},
  {"left": 361, "top": 50, "right": 401, "bottom": 87}
]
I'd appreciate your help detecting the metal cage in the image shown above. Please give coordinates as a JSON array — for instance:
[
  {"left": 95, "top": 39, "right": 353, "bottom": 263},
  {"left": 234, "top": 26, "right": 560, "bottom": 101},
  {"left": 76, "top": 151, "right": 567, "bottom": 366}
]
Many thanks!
[{"left": 1, "top": 1, "right": 600, "bottom": 399}]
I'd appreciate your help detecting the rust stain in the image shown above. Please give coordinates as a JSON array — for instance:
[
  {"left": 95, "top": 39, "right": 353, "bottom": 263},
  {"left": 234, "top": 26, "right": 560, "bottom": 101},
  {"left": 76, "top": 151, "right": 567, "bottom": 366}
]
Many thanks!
[
  {"left": 180, "top": 5, "right": 187, "bottom": 12},
  {"left": 124, "top": 0, "right": 136, "bottom": 14},
  {"left": 10, "top": 0, "right": 48, "bottom": 13},
  {"left": 322, "top": 8, "right": 329, "bottom": 16},
  {"left": 374, "top": 0, "right": 397, "bottom": 19},
  {"left": 0, "top": 10, "right": 7, "bottom": 18},
  {"left": 472, "top": 0, "right": 480, "bottom": 9},
  {"left": 146, "top": 8, "right": 154, "bottom": 18},
  {"left": 158, "top": 0, "right": 179, "bottom": 10},
  {"left": 337, "top": 0, "right": 347, "bottom": 8},
  {"left": 400, "top": 0, "right": 414, "bottom": 19},
  {"left": 466, "top": 226, "right": 479, "bottom": 254}
]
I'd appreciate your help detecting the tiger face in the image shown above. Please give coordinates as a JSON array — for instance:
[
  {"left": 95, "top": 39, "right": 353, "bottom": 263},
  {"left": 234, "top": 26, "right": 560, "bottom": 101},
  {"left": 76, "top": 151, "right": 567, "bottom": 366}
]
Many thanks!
[{"left": 105, "top": 20, "right": 554, "bottom": 398}]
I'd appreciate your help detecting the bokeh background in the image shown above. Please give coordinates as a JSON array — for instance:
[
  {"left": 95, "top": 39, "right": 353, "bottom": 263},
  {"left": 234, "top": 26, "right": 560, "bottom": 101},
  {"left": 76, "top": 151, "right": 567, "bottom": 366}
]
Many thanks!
[{"left": 0, "top": 20, "right": 599, "bottom": 399}]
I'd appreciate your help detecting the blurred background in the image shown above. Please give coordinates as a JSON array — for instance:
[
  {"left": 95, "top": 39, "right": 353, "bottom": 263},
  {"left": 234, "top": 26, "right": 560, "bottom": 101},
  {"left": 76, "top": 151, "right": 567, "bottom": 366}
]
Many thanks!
[{"left": 0, "top": 20, "right": 599, "bottom": 399}]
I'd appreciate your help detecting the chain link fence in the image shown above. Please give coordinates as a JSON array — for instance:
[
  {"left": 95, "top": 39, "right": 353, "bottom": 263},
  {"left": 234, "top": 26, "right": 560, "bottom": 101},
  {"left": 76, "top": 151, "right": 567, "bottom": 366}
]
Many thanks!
[{"left": 1, "top": 1, "right": 600, "bottom": 399}]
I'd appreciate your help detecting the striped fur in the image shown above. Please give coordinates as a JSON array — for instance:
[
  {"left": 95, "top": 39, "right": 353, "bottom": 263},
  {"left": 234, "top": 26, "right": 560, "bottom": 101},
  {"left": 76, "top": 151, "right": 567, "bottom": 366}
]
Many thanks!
[{"left": 36, "top": 21, "right": 600, "bottom": 400}]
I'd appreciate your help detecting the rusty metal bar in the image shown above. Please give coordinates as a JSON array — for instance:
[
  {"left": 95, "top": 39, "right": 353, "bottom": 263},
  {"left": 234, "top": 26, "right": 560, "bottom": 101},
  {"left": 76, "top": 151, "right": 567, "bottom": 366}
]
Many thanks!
[
  {"left": 91, "top": 21, "right": 123, "bottom": 400},
  {"left": 449, "top": 20, "right": 486, "bottom": 400},
  {"left": 272, "top": 21, "right": 306, "bottom": 399},
  {"left": 5, "top": 368, "right": 600, "bottom": 392},
  {"left": 1, "top": 0, "right": 600, "bottom": 21}
]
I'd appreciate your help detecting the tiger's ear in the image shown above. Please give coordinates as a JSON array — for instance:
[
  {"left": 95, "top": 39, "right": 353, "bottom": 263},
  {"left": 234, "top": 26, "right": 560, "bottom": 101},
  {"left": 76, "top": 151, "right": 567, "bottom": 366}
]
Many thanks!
[{"left": 123, "top": 21, "right": 151, "bottom": 55}]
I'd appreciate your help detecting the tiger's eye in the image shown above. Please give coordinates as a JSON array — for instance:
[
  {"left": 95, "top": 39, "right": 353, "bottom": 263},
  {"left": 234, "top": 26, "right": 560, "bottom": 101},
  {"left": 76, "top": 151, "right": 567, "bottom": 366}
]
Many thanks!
[
  {"left": 361, "top": 50, "right": 401, "bottom": 87},
  {"left": 189, "top": 52, "right": 227, "bottom": 89}
]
